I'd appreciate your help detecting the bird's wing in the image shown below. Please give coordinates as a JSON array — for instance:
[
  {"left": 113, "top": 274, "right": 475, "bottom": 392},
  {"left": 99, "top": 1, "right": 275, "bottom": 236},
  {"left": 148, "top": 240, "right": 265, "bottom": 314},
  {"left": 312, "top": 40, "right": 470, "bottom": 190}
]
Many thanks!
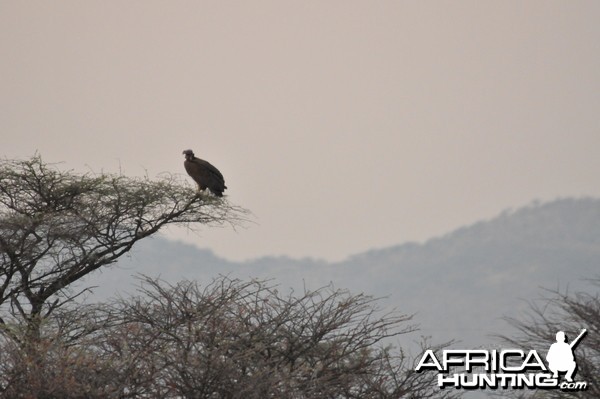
[
  {"left": 194, "top": 158, "right": 225, "bottom": 182},
  {"left": 185, "top": 158, "right": 226, "bottom": 189}
]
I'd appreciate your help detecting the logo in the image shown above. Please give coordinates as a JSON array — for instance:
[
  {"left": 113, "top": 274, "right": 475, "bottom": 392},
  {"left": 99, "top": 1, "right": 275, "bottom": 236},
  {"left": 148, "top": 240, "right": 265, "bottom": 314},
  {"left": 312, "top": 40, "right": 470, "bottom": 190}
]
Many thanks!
[{"left": 415, "top": 329, "right": 588, "bottom": 391}]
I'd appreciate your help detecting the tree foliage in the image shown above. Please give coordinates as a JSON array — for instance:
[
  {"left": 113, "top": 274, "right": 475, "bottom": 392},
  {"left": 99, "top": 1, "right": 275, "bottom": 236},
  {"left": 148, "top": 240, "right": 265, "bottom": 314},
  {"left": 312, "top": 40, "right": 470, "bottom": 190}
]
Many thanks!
[
  {"left": 0, "top": 276, "right": 458, "bottom": 398},
  {"left": 0, "top": 156, "right": 244, "bottom": 338},
  {"left": 499, "top": 280, "right": 600, "bottom": 398},
  {"left": 0, "top": 156, "right": 455, "bottom": 398}
]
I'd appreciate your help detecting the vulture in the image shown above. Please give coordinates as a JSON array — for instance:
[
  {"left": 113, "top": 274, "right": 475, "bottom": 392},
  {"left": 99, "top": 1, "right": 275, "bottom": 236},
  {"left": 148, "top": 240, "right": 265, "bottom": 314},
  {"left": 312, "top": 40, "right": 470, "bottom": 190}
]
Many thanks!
[{"left": 182, "top": 149, "right": 227, "bottom": 197}]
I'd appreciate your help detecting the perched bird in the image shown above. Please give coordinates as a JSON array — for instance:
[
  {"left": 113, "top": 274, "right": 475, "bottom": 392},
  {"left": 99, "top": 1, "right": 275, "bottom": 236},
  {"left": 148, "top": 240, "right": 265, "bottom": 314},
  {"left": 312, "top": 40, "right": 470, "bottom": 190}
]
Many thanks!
[{"left": 182, "top": 149, "right": 227, "bottom": 197}]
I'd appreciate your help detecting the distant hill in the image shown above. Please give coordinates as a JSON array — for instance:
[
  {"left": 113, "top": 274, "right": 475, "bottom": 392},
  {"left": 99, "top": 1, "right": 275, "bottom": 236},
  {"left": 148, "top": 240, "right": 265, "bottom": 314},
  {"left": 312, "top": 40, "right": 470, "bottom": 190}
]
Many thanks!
[{"left": 81, "top": 198, "right": 600, "bottom": 350}]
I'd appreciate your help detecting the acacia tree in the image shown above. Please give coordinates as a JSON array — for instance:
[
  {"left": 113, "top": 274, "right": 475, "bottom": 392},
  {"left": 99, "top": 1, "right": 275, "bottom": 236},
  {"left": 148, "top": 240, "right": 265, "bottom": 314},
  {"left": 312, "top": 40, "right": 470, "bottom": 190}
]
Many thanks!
[
  {"left": 499, "top": 280, "right": 600, "bottom": 399},
  {"left": 0, "top": 156, "right": 457, "bottom": 398},
  {"left": 0, "top": 156, "right": 244, "bottom": 382},
  {"left": 0, "top": 275, "right": 459, "bottom": 399},
  {"left": 107, "top": 277, "right": 425, "bottom": 398}
]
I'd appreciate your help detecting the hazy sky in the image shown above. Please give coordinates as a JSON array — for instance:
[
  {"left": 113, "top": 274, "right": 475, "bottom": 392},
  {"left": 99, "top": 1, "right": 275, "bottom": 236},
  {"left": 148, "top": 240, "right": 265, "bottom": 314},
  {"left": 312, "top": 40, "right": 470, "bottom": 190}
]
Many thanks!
[{"left": 2, "top": 1, "right": 599, "bottom": 261}]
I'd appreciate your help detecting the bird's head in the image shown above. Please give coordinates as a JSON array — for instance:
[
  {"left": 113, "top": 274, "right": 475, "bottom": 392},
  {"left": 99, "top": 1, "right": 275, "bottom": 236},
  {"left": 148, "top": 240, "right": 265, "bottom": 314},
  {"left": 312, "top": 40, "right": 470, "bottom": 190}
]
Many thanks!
[{"left": 182, "top": 149, "right": 194, "bottom": 160}]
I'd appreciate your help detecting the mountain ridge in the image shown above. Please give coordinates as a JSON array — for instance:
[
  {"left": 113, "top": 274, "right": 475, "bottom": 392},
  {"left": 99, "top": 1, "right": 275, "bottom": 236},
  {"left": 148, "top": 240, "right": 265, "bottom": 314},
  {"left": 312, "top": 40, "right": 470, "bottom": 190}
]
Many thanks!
[{"left": 82, "top": 197, "right": 600, "bottom": 349}]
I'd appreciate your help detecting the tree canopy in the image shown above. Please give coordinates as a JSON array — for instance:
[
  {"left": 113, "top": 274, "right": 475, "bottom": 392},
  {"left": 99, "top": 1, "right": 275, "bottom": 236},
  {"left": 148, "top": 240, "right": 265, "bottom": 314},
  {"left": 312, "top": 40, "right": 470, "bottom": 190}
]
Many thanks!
[
  {"left": 0, "top": 156, "right": 245, "bottom": 337},
  {"left": 0, "top": 155, "right": 455, "bottom": 398}
]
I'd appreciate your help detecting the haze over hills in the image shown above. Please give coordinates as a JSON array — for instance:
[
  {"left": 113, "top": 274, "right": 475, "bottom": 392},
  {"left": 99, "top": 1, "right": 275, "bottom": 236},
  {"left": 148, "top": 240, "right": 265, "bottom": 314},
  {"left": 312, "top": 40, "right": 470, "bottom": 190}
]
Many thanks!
[{"left": 82, "top": 197, "right": 600, "bottom": 350}]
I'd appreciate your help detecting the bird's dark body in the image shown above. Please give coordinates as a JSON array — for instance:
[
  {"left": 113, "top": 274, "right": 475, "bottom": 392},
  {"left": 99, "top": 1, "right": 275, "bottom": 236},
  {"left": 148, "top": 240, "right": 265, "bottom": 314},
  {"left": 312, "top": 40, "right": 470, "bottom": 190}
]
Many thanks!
[{"left": 183, "top": 150, "right": 227, "bottom": 197}]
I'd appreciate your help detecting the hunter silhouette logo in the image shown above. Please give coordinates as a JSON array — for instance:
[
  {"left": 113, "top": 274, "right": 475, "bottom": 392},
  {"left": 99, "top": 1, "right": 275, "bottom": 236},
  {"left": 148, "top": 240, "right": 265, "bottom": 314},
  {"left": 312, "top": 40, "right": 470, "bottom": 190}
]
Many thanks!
[
  {"left": 546, "top": 329, "right": 586, "bottom": 382},
  {"left": 415, "top": 328, "right": 588, "bottom": 391}
]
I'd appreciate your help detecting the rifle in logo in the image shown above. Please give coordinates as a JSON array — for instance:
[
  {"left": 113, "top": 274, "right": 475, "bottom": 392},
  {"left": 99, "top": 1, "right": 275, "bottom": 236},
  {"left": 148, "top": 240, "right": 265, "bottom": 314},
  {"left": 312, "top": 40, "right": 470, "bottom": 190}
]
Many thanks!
[{"left": 546, "top": 328, "right": 586, "bottom": 382}]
